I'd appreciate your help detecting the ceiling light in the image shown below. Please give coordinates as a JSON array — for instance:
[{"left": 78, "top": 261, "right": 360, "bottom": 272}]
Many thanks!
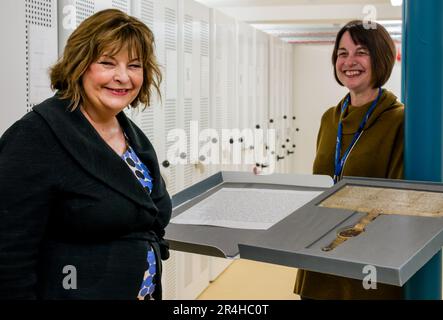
[{"left": 390, "top": 0, "right": 403, "bottom": 6}]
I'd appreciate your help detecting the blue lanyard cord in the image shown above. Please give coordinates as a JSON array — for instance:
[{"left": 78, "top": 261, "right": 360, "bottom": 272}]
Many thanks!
[{"left": 333, "top": 88, "right": 382, "bottom": 184}]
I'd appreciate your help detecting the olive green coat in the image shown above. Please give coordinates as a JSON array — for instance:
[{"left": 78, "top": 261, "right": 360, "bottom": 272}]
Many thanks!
[{"left": 294, "top": 89, "right": 404, "bottom": 299}]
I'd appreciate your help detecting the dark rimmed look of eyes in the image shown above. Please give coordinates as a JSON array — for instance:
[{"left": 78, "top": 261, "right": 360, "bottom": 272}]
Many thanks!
[{"left": 337, "top": 47, "right": 370, "bottom": 58}]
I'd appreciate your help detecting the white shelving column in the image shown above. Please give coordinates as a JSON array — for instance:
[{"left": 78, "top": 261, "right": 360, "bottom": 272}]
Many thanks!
[
  {"left": 207, "top": 8, "right": 237, "bottom": 282},
  {"left": 284, "top": 43, "right": 296, "bottom": 173},
  {"left": 243, "top": 24, "right": 257, "bottom": 171},
  {"left": 236, "top": 21, "right": 244, "bottom": 171},
  {"left": 236, "top": 21, "right": 251, "bottom": 172},
  {"left": 210, "top": 11, "right": 239, "bottom": 172},
  {"left": 281, "top": 41, "right": 289, "bottom": 174},
  {"left": 255, "top": 30, "right": 269, "bottom": 136},
  {"left": 269, "top": 36, "right": 284, "bottom": 173},
  {"left": 255, "top": 30, "right": 271, "bottom": 171},
  {"left": 178, "top": 0, "right": 211, "bottom": 190},
  {"left": 175, "top": 0, "right": 211, "bottom": 300},
  {"left": 271, "top": 38, "right": 295, "bottom": 174},
  {"left": 0, "top": 0, "right": 58, "bottom": 135},
  {"left": 277, "top": 39, "right": 286, "bottom": 173},
  {"left": 132, "top": 0, "right": 180, "bottom": 300},
  {"left": 210, "top": 9, "right": 227, "bottom": 174}
]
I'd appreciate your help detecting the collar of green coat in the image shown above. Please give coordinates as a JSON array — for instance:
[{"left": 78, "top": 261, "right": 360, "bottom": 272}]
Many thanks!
[{"left": 334, "top": 89, "right": 403, "bottom": 134}]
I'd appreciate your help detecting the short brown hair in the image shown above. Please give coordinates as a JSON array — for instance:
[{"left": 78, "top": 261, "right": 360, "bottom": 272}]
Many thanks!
[
  {"left": 332, "top": 20, "right": 396, "bottom": 88},
  {"left": 50, "top": 9, "right": 162, "bottom": 110}
]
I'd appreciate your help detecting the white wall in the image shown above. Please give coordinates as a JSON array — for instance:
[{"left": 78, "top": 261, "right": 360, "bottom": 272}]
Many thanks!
[{"left": 292, "top": 44, "right": 402, "bottom": 174}]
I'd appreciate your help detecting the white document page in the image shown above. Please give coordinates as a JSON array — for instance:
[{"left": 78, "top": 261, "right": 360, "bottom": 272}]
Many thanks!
[{"left": 171, "top": 188, "right": 322, "bottom": 230}]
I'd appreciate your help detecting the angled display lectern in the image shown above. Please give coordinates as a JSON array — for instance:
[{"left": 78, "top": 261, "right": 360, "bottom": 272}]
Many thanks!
[{"left": 165, "top": 171, "right": 443, "bottom": 286}]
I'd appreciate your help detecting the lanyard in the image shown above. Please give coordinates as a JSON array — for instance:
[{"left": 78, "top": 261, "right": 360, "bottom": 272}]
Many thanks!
[{"left": 333, "top": 88, "right": 382, "bottom": 184}]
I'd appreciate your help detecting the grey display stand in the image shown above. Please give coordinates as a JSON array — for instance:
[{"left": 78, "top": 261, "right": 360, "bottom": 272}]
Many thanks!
[{"left": 166, "top": 172, "right": 443, "bottom": 286}]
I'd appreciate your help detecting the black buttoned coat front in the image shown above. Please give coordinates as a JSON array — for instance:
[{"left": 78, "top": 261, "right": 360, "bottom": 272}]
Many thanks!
[{"left": 0, "top": 95, "right": 172, "bottom": 299}]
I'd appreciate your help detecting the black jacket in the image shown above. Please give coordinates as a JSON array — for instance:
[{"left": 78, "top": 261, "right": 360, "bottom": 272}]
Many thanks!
[{"left": 0, "top": 95, "right": 172, "bottom": 299}]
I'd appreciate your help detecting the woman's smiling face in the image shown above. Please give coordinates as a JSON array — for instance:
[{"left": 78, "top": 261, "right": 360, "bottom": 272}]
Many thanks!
[
  {"left": 81, "top": 47, "right": 144, "bottom": 115},
  {"left": 335, "top": 31, "right": 373, "bottom": 95}
]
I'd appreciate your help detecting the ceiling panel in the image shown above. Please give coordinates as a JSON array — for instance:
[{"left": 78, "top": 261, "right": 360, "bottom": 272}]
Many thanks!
[
  {"left": 196, "top": 0, "right": 402, "bottom": 43},
  {"left": 197, "top": 0, "right": 391, "bottom": 7}
]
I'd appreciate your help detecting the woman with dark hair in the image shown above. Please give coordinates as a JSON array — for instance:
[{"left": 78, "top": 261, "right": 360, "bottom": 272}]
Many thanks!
[
  {"left": 294, "top": 20, "right": 404, "bottom": 299},
  {"left": 0, "top": 9, "right": 171, "bottom": 300}
]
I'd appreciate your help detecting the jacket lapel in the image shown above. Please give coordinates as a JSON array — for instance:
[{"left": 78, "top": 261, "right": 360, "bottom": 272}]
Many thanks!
[
  {"left": 33, "top": 95, "right": 158, "bottom": 213},
  {"left": 116, "top": 111, "right": 162, "bottom": 187}
]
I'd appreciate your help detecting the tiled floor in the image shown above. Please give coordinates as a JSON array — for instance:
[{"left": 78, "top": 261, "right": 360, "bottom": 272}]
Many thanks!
[{"left": 197, "top": 259, "right": 300, "bottom": 300}]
